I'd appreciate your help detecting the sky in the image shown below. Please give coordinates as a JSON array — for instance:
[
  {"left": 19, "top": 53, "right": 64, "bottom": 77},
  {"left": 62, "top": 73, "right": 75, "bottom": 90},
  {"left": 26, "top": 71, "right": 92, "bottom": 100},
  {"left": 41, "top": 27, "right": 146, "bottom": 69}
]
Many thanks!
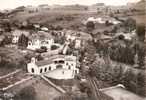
[{"left": 0, "top": 0, "right": 141, "bottom": 10}]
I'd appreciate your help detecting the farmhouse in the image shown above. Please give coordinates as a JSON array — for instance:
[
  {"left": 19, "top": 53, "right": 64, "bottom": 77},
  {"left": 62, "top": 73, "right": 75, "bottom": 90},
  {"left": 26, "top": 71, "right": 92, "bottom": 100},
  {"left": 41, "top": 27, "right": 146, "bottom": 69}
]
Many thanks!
[
  {"left": 27, "top": 55, "right": 79, "bottom": 79},
  {"left": 27, "top": 31, "right": 54, "bottom": 50}
]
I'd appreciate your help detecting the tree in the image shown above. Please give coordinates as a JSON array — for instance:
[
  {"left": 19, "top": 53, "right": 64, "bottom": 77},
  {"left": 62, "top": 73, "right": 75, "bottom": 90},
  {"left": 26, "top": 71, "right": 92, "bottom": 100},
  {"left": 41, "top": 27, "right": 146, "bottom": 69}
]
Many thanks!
[
  {"left": 0, "top": 36, "right": 12, "bottom": 46},
  {"left": 124, "top": 18, "right": 136, "bottom": 32},
  {"left": 86, "top": 21, "right": 95, "bottom": 31},
  {"left": 54, "top": 35, "right": 66, "bottom": 45},
  {"left": 36, "top": 46, "right": 47, "bottom": 53},
  {"left": 105, "top": 20, "right": 112, "bottom": 26},
  {"left": 137, "top": 72, "right": 146, "bottom": 96},
  {"left": 110, "top": 26, "right": 118, "bottom": 33},
  {"left": 118, "top": 35, "right": 125, "bottom": 40},
  {"left": 2, "top": 21, "right": 11, "bottom": 32},
  {"left": 51, "top": 45, "right": 59, "bottom": 50},
  {"left": 18, "top": 34, "right": 29, "bottom": 48},
  {"left": 55, "top": 25, "right": 63, "bottom": 30},
  {"left": 84, "top": 41, "right": 96, "bottom": 64},
  {"left": 40, "top": 46, "right": 47, "bottom": 51},
  {"left": 136, "top": 25, "right": 145, "bottom": 41}
]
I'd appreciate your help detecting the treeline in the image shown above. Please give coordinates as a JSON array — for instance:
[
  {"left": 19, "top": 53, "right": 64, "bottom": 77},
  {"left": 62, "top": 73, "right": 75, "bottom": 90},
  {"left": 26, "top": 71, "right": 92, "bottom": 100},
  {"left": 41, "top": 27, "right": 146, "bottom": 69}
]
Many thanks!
[
  {"left": 95, "top": 40, "right": 145, "bottom": 68},
  {"left": 89, "top": 60, "right": 146, "bottom": 96}
]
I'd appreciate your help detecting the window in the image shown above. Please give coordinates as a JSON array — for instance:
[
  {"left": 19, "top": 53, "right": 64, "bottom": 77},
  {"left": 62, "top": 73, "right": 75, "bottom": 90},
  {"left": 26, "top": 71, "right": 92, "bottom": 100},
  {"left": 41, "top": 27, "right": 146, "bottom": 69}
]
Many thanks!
[
  {"left": 46, "top": 41, "right": 49, "bottom": 44},
  {"left": 31, "top": 68, "right": 34, "bottom": 73},
  {"left": 68, "top": 66, "right": 71, "bottom": 70},
  {"left": 44, "top": 68, "right": 47, "bottom": 72},
  {"left": 54, "top": 61, "right": 58, "bottom": 64},
  {"left": 66, "top": 63, "right": 68, "bottom": 65},
  {"left": 41, "top": 41, "right": 45, "bottom": 44},
  {"left": 49, "top": 67, "right": 51, "bottom": 71},
  {"left": 59, "top": 60, "right": 64, "bottom": 64},
  {"left": 75, "top": 70, "right": 77, "bottom": 74},
  {"left": 40, "top": 68, "right": 43, "bottom": 73},
  {"left": 29, "top": 43, "right": 31, "bottom": 45}
]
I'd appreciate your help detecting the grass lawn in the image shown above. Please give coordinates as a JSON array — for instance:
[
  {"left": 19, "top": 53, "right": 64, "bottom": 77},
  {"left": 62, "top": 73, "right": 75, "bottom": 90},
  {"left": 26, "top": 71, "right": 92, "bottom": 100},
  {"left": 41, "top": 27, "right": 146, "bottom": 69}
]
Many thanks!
[{"left": 0, "top": 67, "right": 17, "bottom": 76}]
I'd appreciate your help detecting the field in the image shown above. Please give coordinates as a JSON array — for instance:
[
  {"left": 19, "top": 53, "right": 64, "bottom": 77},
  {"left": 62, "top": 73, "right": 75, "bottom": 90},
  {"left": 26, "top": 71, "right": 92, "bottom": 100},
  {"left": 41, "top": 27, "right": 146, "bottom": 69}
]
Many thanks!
[
  {"left": 7, "top": 77, "right": 61, "bottom": 100},
  {"left": 0, "top": 70, "right": 30, "bottom": 89},
  {"left": 10, "top": 10, "right": 100, "bottom": 31},
  {"left": 0, "top": 47, "right": 27, "bottom": 76}
]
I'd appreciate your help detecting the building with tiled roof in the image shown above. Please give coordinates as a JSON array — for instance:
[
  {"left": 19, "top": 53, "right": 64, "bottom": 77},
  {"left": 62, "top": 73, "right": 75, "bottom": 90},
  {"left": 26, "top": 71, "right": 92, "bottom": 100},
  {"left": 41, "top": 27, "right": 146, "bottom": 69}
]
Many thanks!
[{"left": 27, "top": 55, "right": 79, "bottom": 79}]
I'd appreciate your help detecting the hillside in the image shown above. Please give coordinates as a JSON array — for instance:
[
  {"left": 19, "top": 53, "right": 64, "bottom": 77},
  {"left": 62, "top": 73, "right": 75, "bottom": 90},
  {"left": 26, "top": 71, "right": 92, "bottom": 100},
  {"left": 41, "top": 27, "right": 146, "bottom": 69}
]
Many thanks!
[
  {"left": 9, "top": 9, "right": 99, "bottom": 31},
  {"left": 52, "top": 4, "right": 88, "bottom": 11},
  {"left": 134, "top": 0, "right": 145, "bottom": 11}
]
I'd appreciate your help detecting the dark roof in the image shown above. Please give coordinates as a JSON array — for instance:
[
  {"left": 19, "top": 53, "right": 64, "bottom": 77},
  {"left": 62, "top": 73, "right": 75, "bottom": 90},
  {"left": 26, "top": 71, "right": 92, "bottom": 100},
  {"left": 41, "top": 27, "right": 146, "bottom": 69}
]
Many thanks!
[
  {"left": 29, "top": 31, "right": 54, "bottom": 40},
  {"left": 35, "top": 55, "right": 76, "bottom": 67},
  {"left": 36, "top": 59, "right": 54, "bottom": 67}
]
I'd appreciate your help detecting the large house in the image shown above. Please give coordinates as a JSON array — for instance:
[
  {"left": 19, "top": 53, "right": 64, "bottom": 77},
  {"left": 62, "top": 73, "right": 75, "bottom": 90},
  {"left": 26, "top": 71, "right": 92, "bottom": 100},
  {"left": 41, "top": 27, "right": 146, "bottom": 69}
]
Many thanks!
[
  {"left": 27, "top": 31, "right": 54, "bottom": 50},
  {"left": 12, "top": 29, "right": 30, "bottom": 44},
  {"left": 27, "top": 55, "right": 79, "bottom": 77}
]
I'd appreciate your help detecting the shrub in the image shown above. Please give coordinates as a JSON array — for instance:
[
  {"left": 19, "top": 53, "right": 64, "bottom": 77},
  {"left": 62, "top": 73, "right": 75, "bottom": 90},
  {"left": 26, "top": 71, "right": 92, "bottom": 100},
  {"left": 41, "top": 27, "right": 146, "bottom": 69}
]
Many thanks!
[
  {"left": 136, "top": 25, "right": 145, "bottom": 41},
  {"left": 14, "top": 86, "right": 36, "bottom": 100},
  {"left": 86, "top": 21, "right": 95, "bottom": 31},
  {"left": 36, "top": 46, "right": 47, "bottom": 53},
  {"left": 51, "top": 45, "right": 59, "bottom": 50}
]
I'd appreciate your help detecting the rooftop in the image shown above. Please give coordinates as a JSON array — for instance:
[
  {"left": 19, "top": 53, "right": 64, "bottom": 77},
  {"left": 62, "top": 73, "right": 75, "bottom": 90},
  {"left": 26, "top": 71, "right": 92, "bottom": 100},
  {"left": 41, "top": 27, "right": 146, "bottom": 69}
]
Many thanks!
[
  {"left": 29, "top": 31, "right": 54, "bottom": 40},
  {"left": 12, "top": 29, "right": 30, "bottom": 37},
  {"left": 35, "top": 55, "right": 76, "bottom": 67},
  {"left": 65, "top": 30, "right": 92, "bottom": 40}
]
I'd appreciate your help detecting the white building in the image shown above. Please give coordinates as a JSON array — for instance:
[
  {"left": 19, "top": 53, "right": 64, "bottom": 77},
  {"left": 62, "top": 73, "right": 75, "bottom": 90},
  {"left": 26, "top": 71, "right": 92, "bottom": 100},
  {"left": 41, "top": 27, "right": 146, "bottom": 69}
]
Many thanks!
[
  {"left": 27, "top": 55, "right": 79, "bottom": 79},
  {"left": 33, "top": 24, "right": 40, "bottom": 29},
  {"left": 75, "top": 39, "right": 82, "bottom": 49},
  {"left": 41, "top": 27, "right": 49, "bottom": 31},
  {"left": 86, "top": 17, "right": 121, "bottom": 25},
  {"left": 27, "top": 31, "right": 54, "bottom": 50}
]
